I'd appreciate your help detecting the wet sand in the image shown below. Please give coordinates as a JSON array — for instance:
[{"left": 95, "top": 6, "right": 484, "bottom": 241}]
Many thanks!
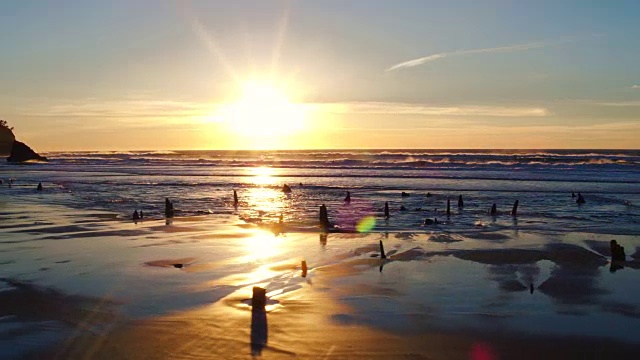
[{"left": 2, "top": 201, "right": 640, "bottom": 359}]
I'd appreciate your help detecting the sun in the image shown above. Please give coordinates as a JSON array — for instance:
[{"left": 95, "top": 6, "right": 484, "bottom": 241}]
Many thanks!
[{"left": 217, "top": 80, "right": 307, "bottom": 139}]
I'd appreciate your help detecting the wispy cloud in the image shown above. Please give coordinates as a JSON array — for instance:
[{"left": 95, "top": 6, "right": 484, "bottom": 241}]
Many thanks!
[
  {"left": 595, "top": 100, "right": 640, "bottom": 107},
  {"left": 20, "top": 98, "right": 221, "bottom": 120},
  {"left": 313, "top": 101, "right": 548, "bottom": 117},
  {"left": 21, "top": 97, "right": 548, "bottom": 119},
  {"left": 386, "top": 41, "right": 547, "bottom": 71},
  {"left": 632, "top": 85, "right": 640, "bottom": 89}
]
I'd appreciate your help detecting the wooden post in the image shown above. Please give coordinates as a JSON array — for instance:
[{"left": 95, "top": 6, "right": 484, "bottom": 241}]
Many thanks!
[
  {"left": 301, "top": 260, "right": 308, "bottom": 277},
  {"left": 252, "top": 287, "right": 266, "bottom": 310},
  {"left": 446, "top": 198, "right": 451, "bottom": 216},
  {"left": 319, "top": 204, "right": 331, "bottom": 229},
  {"left": 233, "top": 190, "right": 238, "bottom": 207},
  {"left": 384, "top": 202, "right": 390, "bottom": 219},
  {"left": 490, "top": 203, "right": 497, "bottom": 216},
  {"left": 379, "top": 240, "right": 387, "bottom": 259},
  {"left": 511, "top": 200, "right": 519, "bottom": 217},
  {"left": 458, "top": 195, "right": 464, "bottom": 208}
]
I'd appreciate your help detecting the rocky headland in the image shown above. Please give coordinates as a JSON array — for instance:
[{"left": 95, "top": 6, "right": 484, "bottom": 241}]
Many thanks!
[{"left": 0, "top": 121, "right": 48, "bottom": 162}]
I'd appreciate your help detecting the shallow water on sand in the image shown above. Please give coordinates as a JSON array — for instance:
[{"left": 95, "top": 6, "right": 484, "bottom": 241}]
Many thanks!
[
  {"left": 1, "top": 197, "right": 640, "bottom": 359},
  {"left": 2, "top": 151, "right": 640, "bottom": 358},
  {"left": 1, "top": 149, "right": 639, "bottom": 236}
]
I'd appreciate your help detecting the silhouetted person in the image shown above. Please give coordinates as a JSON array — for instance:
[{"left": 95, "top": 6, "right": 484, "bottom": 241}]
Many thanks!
[
  {"left": 278, "top": 213, "right": 283, "bottom": 224},
  {"left": 511, "top": 200, "right": 519, "bottom": 217},
  {"left": 400, "top": 205, "right": 407, "bottom": 211},
  {"left": 611, "top": 240, "right": 626, "bottom": 262},
  {"left": 282, "top": 184, "right": 292, "bottom": 193},
  {"left": 233, "top": 190, "right": 239, "bottom": 207},
  {"left": 426, "top": 192, "right": 432, "bottom": 198},
  {"left": 576, "top": 193, "right": 586, "bottom": 204},
  {"left": 458, "top": 195, "right": 464, "bottom": 208},
  {"left": 529, "top": 284, "right": 534, "bottom": 294},
  {"left": 132, "top": 210, "right": 140, "bottom": 221},
  {"left": 401, "top": 191, "right": 410, "bottom": 197},
  {"left": 384, "top": 202, "right": 390, "bottom": 219},
  {"left": 446, "top": 198, "right": 451, "bottom": 216},
  {"left": 344, "top": 191, "right": 351, "bottom": 203},
  {"left": 139, "top": 210, "right": 144, "bottom": 219},
  {"left": 490, "top": 203, "right": 497, "bottom": 216},
  {"left": 36, "top": 182, "right": 43, "bottom": 191},
  {"left": 424, "top": 218, "right": 434, "bottom": 225},
  {"left": 571, "top": 192, "right": 576, "bottom": 198}
]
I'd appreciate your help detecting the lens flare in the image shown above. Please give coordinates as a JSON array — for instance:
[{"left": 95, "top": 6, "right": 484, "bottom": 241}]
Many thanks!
[{"left": 356, "top": 216, "right": 376, "bottom": 233}]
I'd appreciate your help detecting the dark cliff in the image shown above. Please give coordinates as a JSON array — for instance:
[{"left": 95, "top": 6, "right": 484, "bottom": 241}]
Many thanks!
[
  {"left": 7, "top": 140, "right": 48, "bottom": 163},
  {"left": 0, "top": 125, "right": 14, "bottom": 156}
]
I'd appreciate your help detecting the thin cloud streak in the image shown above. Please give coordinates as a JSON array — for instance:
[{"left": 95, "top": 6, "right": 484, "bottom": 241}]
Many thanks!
[
  {"left": 20, "top": 99, "right": 221, "bottom": 119},
  {"left": 596, "top": 100, "right": 640, "bottom": 107},
  {"left": 313, "top": 101, "right": 548, "bottom": 117},
  {"left": 386, "top": 41, "right": 547, "bottom": 71},
  {"left": 21, "top": 98, "right": 548, "bottom": 119}
]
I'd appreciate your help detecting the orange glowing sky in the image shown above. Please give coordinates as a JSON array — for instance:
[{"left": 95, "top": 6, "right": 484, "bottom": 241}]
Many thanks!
[{"left": 1, "top": 0, "right": 639, "bottom": 150}]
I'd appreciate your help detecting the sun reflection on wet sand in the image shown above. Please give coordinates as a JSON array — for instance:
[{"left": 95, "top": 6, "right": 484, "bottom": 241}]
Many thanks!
[
  {"left": 240, "top": 232, "right": 284, "bottom": 263},
  {"left": 243, "top": 168, "right": 291, "bottom": 223},
  {"left": 244, "top": 187, "right": 288, "bottom": 218}
]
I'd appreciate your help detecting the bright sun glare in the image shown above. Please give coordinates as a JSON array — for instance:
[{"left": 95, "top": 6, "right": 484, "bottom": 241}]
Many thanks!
[{"left": 217, "top": 80, "right": 307, "bottom": 139}]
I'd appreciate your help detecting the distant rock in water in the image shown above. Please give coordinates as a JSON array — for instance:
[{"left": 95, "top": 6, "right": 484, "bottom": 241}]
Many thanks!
[{"left": 7, "top": 140, "right": 48, "bottom": 163}]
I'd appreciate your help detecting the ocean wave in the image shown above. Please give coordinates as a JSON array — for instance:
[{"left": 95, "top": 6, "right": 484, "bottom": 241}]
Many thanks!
[{"left": 35, "top": 149, "right": 640, "bottom": 171}]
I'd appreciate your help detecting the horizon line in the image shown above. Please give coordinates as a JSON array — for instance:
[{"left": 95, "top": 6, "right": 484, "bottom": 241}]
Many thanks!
[{"left": 38, "top": 147, "right": 640, "bottom": 153}]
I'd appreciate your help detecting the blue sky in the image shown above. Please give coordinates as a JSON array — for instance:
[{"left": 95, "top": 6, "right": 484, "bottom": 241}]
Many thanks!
[{"left": 1, "top": 0, "right": 639, "bottom": 150}]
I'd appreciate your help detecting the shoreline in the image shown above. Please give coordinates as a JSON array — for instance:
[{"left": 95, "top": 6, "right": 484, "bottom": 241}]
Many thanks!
[{"left": 1, "top": 200, "right": 640, "bottom": 359}]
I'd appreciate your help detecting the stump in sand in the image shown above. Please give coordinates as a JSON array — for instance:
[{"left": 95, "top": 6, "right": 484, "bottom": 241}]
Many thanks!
[
  {"left": 379, "top": 240, "right": 387, "bottom": 259},
  {"left": 252, "top": 286, "right": 266, "bottom": 310}
]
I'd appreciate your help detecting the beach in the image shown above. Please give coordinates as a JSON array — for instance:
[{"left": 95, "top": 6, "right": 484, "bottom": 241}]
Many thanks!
[{"left": 1, "top": 150, "right": 640, "bottom": 359}]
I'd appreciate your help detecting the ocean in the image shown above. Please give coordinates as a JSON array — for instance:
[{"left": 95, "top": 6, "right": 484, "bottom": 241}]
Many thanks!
[
  {"left": 2, "top": 149, "right": 640, "bottom": 359},
  {"left": 2, "top": 149, "right": 639, "bottom": 235}
]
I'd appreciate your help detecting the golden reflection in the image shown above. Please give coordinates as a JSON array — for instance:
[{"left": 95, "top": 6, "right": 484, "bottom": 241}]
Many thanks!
[
  {"left": 244, "top": 168, "right": 289, "bottom": 223},
  {"left": 244, "top": 186, "right": 287, "bottom": 219},
  {"left": 250, "top": 166, "right": 277, "bottom": 185},
  {"left": 240, "top": 231, "right": 284, "bottom": 263}
]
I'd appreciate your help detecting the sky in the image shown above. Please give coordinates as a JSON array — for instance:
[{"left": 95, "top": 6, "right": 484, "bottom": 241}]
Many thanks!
[{"left": 1, "top": 0, "right": 639, "bottom": 151}]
